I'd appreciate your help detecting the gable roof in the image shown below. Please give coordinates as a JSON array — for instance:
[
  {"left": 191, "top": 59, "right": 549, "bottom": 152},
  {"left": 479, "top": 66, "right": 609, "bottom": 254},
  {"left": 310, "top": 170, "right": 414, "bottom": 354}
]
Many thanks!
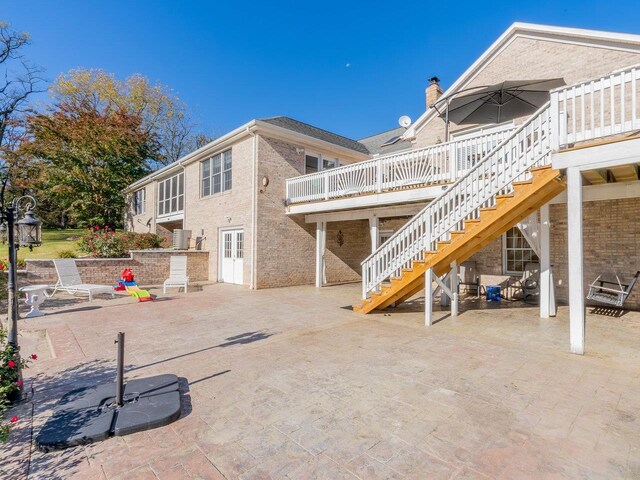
[
  {"left": 404, "top": 22, "right": 640, "bottom": 139},
  {"left": 358, "top": 127, "right": 412, "bottom": 156},
  {"left": 259, "top": 116, "right": 370, "bottom": 154}
]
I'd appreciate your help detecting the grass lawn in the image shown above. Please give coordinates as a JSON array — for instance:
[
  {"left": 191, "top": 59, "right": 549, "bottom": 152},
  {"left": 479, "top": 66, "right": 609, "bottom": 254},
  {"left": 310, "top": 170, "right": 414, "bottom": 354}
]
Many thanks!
[{"left": 16, "top": 228, "right": 86, "bottom": 261}]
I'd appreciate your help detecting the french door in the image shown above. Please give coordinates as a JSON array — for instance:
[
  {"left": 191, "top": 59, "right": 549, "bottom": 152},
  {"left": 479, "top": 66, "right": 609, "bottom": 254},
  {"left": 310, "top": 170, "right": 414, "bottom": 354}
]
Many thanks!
[{"left": 220, "top": 229, "right": 244, "bottom": 285}]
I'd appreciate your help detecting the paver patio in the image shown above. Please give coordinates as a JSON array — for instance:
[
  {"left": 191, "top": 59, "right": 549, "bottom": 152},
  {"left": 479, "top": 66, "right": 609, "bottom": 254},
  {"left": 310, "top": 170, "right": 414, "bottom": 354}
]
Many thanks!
[{"left": 1, "top": 283, "right": 639, "bottom": 479}]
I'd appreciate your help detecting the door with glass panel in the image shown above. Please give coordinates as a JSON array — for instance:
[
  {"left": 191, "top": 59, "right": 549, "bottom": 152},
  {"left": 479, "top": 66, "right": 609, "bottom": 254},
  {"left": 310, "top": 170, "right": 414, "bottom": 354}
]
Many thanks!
[{"left": 220, "top": 229, "right": 244, "bottom": 284}]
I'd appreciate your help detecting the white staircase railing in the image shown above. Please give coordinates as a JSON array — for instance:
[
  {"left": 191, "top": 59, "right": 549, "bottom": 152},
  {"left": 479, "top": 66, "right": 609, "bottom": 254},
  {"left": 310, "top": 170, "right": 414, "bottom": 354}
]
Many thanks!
[
  {"left": 285, "top": 128, "right": 515, "bottom": 204},
  {"left": 551, "top": 64, "right": 640, "bottom": 148},
  {"left": 361, "top": 103, "right": 554, "bottom": 298}
]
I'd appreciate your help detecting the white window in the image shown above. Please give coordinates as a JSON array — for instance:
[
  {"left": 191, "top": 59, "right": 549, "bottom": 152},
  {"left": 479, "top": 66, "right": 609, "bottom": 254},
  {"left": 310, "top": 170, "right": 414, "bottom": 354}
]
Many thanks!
[
  {"left": 379, "top": 230, "right": 394, "bottom": 245},
  {"left": 502, "top": 227, "right": 539, "bottom": 274},
  {"left": 202, "top": 149, "right": 232, "bottom": 197},
  {"left": 133, "top": 188, "right": 145, "bottom": 215},
  {"left": 157, "top": 172, "right": 184, "bottom": 216},
  {"left": 304, "top": 152, "right": 338, "bottom": 174}
]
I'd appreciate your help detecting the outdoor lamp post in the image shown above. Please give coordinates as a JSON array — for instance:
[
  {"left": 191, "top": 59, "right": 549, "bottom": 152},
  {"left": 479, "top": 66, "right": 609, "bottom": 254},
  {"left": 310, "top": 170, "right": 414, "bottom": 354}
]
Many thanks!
[{"left": 3, "top": 196, "right": 42, "bottom": 351}]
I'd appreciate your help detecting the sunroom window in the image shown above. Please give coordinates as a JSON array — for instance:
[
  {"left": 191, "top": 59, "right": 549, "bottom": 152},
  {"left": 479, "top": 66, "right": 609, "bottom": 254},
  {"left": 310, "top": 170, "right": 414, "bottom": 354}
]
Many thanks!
[
  {"left": 202, "top": 149, "right": 232, "bottom": 197},
  {"left": 157, "top": 172, "right": 184, "bottom": 216}
]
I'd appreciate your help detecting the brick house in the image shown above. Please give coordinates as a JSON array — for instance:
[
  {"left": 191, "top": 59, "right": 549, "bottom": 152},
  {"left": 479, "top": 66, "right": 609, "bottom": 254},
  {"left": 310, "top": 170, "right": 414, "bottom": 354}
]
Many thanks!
[{"left": 125, "top": 23, "right": 640, "bottom": 354}]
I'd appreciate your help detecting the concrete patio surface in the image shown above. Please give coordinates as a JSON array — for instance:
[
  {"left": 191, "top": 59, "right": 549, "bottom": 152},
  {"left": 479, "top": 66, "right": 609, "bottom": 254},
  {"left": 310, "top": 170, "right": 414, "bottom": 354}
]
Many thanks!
[{"left": 1, "top": 283, "right": 639, "bottom": 479}]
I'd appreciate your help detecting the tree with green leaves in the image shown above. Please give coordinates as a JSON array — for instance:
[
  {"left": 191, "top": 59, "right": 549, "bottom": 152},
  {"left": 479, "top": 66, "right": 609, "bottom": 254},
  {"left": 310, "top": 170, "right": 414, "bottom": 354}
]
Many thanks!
[
  {"left": 26, "top": 98, "right": 155, "bottom": 227},
  {"left": 52, "top": 68, "right": 200, "bottom": 168}
]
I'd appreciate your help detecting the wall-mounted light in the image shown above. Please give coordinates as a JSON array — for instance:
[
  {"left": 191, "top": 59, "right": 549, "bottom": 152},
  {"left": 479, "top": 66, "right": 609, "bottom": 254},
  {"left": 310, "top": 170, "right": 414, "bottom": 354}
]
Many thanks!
[
  {"left": 262, "top": 176, "right": 269, "bottom": 187},
  {"left": 295, "top": 147, "right": 304, "bottom": 155},
  {"left": 225, "top": 216, "right": 232, "bottom": 223},
  {"left": 336, "top": 230, "right": 344, "bottom": 247}
]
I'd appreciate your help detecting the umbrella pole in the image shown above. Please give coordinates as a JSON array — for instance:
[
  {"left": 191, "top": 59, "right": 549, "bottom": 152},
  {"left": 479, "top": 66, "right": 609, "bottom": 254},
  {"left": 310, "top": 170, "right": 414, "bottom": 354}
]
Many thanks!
[{"left": 444, "top": 99, "right": 450, "bottom": 142}]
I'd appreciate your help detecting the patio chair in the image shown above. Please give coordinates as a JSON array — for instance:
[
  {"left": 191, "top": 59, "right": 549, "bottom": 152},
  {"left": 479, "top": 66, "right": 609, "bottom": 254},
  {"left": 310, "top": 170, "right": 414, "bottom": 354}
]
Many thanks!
[
  {"left": 52, "top": 259, "right": 115, "bottom": 302},
  {"left": 163, "top": 256, "right": 189, "bottom": 293},
  {"left": 587, "top": 271, "right": 639, "bottom": 308},
  {"left": 508, "top": 263, "right": 539, "bottom": 302},
  {"left": 457, "top": 261, "right": 481, "bottom": 296}
]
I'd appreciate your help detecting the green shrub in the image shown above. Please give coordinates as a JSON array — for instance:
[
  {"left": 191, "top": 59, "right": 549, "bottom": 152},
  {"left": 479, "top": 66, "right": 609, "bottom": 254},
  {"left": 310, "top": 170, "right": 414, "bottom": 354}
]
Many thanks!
[
  {"left": 120, "top": 232, "right": 165, "bottom": 251},
  {"left": 79, "top": 226, "right": 127, "bottom": 258},
  {"left": 57, "top": 249, "right": 78, "bottom": 259},
  {"left": 79, "top": 227, "right": 166, "bottom": 258}
]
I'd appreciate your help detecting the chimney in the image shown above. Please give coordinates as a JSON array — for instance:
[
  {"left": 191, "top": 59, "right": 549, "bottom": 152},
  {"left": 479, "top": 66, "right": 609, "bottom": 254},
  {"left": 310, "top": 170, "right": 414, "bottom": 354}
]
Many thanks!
[{"left": 426, "top": 76, "right": 443, "bottom": 110}]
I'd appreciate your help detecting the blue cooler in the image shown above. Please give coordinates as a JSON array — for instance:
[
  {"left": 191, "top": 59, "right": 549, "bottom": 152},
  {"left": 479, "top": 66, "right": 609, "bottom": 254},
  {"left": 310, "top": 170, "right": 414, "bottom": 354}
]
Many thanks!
[{"left": 486, "top": 285, "right": 501, "bottom": 302}]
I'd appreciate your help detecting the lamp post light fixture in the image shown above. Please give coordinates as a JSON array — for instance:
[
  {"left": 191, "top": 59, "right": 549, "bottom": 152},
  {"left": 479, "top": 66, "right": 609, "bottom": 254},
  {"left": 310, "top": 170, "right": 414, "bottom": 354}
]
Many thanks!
[{"left": 2, "top": 196, "right": 42, "bottom": 381}]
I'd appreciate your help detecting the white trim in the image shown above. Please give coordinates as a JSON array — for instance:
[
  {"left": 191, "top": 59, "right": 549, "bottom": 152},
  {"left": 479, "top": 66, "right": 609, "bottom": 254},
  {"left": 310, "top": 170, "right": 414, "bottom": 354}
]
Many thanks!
[
  {"left": 249, "top": 130, "right": 258, "bottom": 290},
  {"left": 304, "top": 204, "right": 425, "bottom": 224},
  {"left": 287, "top": 184, "right": 445, "bottom": 215},
  {"left": 550, "top": 179, "right": 640, "bottom": 204},
  {"left": 218, "top": 225, "right": 244, "bottom": 284},
  {"left": 156, "top": 212, "right": 184, "bottom": 224},
  {"left": 552, "top": 137, "right": 640, "bottom": 171},
  {"left": 567, "top": 167, "right": 585, "bottom": 354},
  {"left": 404, "top": 22, "right": 640, "bottom": 140},
  {"left": 501, "top": 226, "right": 539, "bottom": 275}
]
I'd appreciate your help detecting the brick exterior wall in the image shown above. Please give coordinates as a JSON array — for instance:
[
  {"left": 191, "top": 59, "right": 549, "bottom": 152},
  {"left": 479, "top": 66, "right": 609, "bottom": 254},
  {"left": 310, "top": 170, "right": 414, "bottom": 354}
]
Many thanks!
[
  {"left": 182, "top": 137, "right": 255, "bottom": 285},
  {"left": 125, "top": 183, "right": 156, "bottom": 233},
  {"left": 550, "top": 198, "right": 640, "bottom": 310},
  {"left": 413, "top": 36, "right": 640, "bottom": 147},
  {"left": 462, "top": 198, "right": 640, "bottom": 310},
  {"left": 25, "top": 250, "right": 209, "bottom": 287}
]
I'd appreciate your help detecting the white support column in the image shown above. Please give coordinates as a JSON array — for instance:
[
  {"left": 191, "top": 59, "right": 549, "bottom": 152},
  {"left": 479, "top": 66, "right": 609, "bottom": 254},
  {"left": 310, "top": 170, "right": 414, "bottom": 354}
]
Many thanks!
[
  {"left": 567, "top": 168, "right": 585, "bottom": 354},
  {"left": 450, "top": 261, "right": 459, "bottom": 318},
  {"left": 369, "top": 216, "right": 379, "bottom": 253},
  {"left": 539, "top": 204, "right": 556, "bottom": 318},
  {"left": 315, "top": 221, "right": 326, "bottom": 288},
  {"left": 425, "top": 269, "right": 433, "bottom": 327}
]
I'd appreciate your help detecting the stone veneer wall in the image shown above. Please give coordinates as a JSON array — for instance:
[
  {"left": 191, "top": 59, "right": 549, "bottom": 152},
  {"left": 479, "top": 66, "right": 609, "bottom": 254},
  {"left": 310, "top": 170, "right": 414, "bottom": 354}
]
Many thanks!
[{"left": 24, "top": 250, "right": 209, "bottom": 286}]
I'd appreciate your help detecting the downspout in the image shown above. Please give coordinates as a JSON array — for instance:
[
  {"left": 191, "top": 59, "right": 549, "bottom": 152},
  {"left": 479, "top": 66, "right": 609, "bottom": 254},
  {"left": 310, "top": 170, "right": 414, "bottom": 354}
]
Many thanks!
[
  {"left": 178, "top": 159, "right": 187, "bottom": 240},
  {"left": 247, "top": 126, "right": 258, "bottom": 289}
]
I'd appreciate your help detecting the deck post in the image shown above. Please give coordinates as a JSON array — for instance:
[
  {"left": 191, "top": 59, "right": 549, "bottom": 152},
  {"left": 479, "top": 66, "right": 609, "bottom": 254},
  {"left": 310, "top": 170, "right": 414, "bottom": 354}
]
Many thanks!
[
  {"left": 539, "top": 203, "right": 556, "bottom": 318},
  {"left": 567, "top": 167, "right": 585, "bottom": 354},
  {"left": 315, "top": 221, "right": 326, "bottom": 288},
  {"left": 369, "top": 216, "right": 379, "bottom": 253},
  {"left": 425, "top": 269, "right": 433, "bottom": 326},
  {"left": 450, "top": 261, "right": 459, "bottom": 318}
]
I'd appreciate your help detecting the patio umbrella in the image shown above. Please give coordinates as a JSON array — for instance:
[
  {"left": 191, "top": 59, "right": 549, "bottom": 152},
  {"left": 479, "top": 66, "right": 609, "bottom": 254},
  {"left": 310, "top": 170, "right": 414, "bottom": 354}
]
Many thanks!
[{"left": 435, "top": 79, "right": 566, "bottom": 136}]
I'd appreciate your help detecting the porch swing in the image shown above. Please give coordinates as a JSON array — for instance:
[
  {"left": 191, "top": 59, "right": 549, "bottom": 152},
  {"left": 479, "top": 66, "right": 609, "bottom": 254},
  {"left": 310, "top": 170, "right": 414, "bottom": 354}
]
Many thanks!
[{"left": 585, "top": 216, "right": 639, "bottom": 308}]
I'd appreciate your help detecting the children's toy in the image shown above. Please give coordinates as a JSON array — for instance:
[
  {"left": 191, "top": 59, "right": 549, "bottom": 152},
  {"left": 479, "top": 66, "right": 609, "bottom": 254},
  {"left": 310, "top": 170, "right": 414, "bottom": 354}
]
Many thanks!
[{"left": 114, "top": 269, "right": 153, "bottom": 302}]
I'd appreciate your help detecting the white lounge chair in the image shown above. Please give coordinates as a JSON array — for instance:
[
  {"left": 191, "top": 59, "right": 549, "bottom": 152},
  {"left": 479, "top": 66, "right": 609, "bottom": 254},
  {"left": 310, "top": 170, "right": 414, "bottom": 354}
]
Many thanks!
[
  {"left": 163, "top": 256, "right": 189, "bottom": 293},
  {"left": 52, "top": 259, "right": 115, "bottom": 302}
]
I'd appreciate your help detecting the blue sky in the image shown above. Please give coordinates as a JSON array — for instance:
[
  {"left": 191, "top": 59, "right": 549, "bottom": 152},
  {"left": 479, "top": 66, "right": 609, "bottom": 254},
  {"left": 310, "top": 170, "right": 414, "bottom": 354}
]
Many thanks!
[{"left": 4, "top": 1, "right": 640, "bottom": 140}]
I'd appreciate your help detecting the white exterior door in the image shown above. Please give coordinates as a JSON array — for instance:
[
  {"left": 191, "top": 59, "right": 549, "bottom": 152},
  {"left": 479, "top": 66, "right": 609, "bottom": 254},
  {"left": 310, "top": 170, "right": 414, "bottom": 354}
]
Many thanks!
[{"left": 221, "top": 229, "right": 244, "bottom": 284}]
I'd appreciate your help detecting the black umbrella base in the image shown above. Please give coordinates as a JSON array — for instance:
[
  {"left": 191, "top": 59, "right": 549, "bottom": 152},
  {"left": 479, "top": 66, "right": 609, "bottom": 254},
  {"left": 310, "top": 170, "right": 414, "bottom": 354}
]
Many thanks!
[{"left": 36, "top": 374, "right": 181, "bottom": 452}]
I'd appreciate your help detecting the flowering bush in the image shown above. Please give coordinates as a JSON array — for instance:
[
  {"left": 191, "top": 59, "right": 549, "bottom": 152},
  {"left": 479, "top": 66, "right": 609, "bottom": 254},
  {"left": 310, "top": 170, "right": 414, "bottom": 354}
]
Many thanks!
[
  {"left": 0, "top": 328, "right": 36, "bottom": 442},
  {"left": 79, "top": 227, "right": 165, "bottom": 258},
  {"left": 0, "top": 258, "right": 27, "bottom": 271}
]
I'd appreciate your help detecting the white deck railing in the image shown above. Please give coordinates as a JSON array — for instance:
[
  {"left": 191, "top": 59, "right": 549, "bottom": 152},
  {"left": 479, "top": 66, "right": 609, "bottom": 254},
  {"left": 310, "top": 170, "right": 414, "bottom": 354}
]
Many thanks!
[
  {"left": 361, "top": 103, "right": 553, "bottom": 298},
  {"left": 285, "top": 129, "right": 516, "bottom": 205},
  {"left": 551, "top": 65, "right": 640, "bottom": 148}
]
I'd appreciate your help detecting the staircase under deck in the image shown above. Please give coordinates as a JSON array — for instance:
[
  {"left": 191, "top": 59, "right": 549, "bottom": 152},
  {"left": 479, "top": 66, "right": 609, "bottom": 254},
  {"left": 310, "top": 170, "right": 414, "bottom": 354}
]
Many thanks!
[{"left": 354, "top": 166, "right": 566, "bottom": 314}]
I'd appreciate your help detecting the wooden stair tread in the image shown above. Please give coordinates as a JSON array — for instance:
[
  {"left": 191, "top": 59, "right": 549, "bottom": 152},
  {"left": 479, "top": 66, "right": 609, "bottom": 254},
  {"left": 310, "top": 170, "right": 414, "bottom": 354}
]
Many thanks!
[{"left": 355, "top": 166, "right": 566, "bottom": 314}]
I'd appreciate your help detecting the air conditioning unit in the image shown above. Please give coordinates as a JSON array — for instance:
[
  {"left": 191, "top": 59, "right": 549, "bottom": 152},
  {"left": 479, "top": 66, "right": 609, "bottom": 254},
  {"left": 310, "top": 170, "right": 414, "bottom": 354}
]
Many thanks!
[{"left": 172, "top": 229, "right": 191, "bottom": 250}]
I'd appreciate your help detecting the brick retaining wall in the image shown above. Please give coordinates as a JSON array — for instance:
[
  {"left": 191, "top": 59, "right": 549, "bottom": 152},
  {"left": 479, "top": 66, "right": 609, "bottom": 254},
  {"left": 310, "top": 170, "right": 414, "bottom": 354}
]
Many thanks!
[{"left": 24, "top": 250, "right": 209, "bottom": 287}]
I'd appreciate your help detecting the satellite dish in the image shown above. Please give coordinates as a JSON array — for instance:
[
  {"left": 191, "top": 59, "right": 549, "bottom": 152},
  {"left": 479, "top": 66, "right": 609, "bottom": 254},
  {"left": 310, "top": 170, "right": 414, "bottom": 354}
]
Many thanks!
[{"left": 398, "top": 115, "right": 412, "bottom": 128}]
